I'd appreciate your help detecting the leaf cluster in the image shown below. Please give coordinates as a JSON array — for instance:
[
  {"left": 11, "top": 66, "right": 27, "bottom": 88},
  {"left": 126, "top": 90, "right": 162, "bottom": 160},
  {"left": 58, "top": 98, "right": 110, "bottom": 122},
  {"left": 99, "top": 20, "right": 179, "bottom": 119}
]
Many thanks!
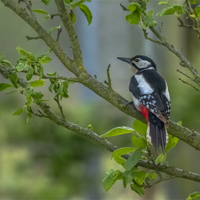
[
  {"left": 48, "top": 71, "right": 74, "bottom": 100},
  {"left": 33, "top": 0, "right": 92, "bottom": 25},
  {"left": 124, "top": 0, "right": 200, "bottom": 30},
  {"left": 101, "top": 119, "right": 179, "bottom": 196}
]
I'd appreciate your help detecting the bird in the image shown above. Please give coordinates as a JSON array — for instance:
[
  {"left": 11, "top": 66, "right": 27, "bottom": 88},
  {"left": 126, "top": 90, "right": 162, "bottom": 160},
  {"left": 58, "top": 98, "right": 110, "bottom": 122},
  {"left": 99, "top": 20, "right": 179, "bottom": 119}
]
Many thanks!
[{"left": 117, "top": 55, "right": 171, "bottom": 153}]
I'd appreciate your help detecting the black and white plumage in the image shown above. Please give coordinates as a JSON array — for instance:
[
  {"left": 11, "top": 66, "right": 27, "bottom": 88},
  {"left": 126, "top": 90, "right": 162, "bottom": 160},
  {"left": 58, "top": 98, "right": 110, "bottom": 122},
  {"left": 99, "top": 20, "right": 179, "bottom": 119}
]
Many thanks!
[{"left": 117, "top": 55, "right": 171, "bottom": 153}]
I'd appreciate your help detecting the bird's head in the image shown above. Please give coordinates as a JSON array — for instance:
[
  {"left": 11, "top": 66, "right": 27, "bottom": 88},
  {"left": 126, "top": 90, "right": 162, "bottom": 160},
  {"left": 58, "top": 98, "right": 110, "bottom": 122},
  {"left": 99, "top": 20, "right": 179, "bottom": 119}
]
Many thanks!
[{"left": 117, "top": 55, "right": 157, "bottom": 73}]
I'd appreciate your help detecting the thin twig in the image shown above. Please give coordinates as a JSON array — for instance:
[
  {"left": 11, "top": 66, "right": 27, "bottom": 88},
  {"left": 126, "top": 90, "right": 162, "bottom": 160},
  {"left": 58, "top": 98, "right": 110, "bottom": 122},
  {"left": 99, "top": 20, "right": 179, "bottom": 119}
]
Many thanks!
[
  {"left": 178, "top": 17, "right": 194, "bottom": 30},
  {"left": 30, "top": 108, "right": 48, "bottom": 118},
  {"left": 54, "top": 96, "right": 66, "bottom": 119},
  {"left": 142, "top": 29, "right": 164, "bottom": 45},
  {"left": 185, "top": 0, "right": 200, "bottom": 39},
  {"left": 56, "top": 28, "right": 62, "bottom": 42},
  {"left": 177, "top": 69, "right": 197, "bottom": 83},
  {"left": 20, "top": 70, "right": 80, "bottom": 83},
  {"left": 179, "top": 78, "right": 200, "bottom": 93},
  {"left": 149, "top": 26, "right": 200, "bottom": 84},
  {"left": 50, "top": 13, "right": 59, "bottom": 19},
  {"left": 120, "top": 3, "right": 128, "bottom": 11},
  {"left": 26, "top": 36, "right": 42, "bottom": 41},
  {"left": 144, "top": 174, "right": 175, "bottom": 189},
  {"left": 104, "top": 64, "right": 112, "bottom": 89}
]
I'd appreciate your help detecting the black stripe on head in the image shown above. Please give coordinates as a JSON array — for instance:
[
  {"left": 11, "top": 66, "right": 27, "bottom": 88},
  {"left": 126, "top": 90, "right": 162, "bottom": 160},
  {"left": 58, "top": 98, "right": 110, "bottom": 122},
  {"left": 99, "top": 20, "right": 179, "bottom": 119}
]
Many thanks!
[{"left": 134, "top": 55, "right": 157, "bottom": 70}]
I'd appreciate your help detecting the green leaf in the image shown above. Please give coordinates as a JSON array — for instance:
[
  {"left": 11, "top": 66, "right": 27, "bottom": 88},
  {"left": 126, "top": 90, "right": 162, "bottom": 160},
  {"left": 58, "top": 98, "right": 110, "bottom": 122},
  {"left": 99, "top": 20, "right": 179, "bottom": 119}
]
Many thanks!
[
  {"left": 143, "top": 10, "right": 157, "bottom": 28},
  {"left": 130, "top": 184, "right": 145, "bottom": 197},
  {"left": 134, "top": 170, "right": 146, "bottom": 185},
  {"left": 124, "top": 148, "right": 142, "bottom": 171},
  {"left": 49, "top": 27, "right": 58, "bottom": 35},
  {"left": 146, "top": 172, "right": 157, "bottom": 180},
  {"left": 127, "top": 2, "right": 141, "bottom": 13},
  {"left": 16, "top": 47, "right": 27, "bottom": 56},
  {"left": 165, "top": 134, "right": 179, "bottom": 153},
  {"left": 79, "top": 4, "right": 92, "bottom": 26},
  {"left": 173, "top": 5, "right": 185, "bottom": 15},
  {"left": 194, "top": 6, "right": 200, "bottom": 19},
  {"left": 102, "top": 169, "right": 123, "bottom": 192},
  {"left": 189, "top": 0, "right": 197, "bottom": 4},
  {"left": 37, "top": 63, "right": 44, "bottom": 79},
  {"left": 0, "top": 53, "right": 5, "bottom": 61},
  {"left": 156, "top": 6, "right": 176, "bottom": 17},
  {"left": 158, "top": 1, "right": 169, "bottom": 5},
  {"left": 12, "top": 107, "right": 24, "bottom": 116},
  {"left": 155, "top": 153, "right": 166, "bottom": 164},
  {"left": 48, "top": 25, "right": 62, "bottom": 36},
  {"left": 112, "top": 147, "right": 136, "bottom": 165},
  {"left": 187, "top": 191, "right": 200, "bottom": 200},
  {"left": 47, "top": 71, "right": 57, "bottom": 76},
  {"left": 72, "top": 0, "right": 85, "bottom": 8},
  {"left": 26, "top": 67, "right": 34, "bottom": 81},
  {"left": 122, "top": 170, "right": 135, "bottom": 188},
  {"left": 126, "top": 11, "right": 140, "bottom": 24},
  {"left": 126, "top": 2, "right": 141, "bottom": 25},
  {"left": 133, "top": 119, "right": 147, "bottom": 137},
  {"left": 100, "top": 126, "right": 135, "bottom": 138},
  {"left": 30, "top": 80, "right": 45, "bottom": 87},
  {"left": 33, "top": 9, "right": 48, "bottom": 15},
  {"left": 24, "top": 88, "right": 33, "bottom": 105},
  {"left": 0, "top": 83, "right": 13, "bottom": 92},
  {"left": 26, "top": 105, "right": 32, "bottom": 123},
  {"left": 131, "top": 135, "right": 147, "bottom": 149},
  {"left": 64, "top": 0, "right": 71, "bottom": 4},
  {"left": 26, "top": 52, "right": 35, "bottom": 61},
  {"left": 62, "top": 80, "right": 74, "bottom": 99},
  {"left": 41, "top": 0, "right": 51, "bottom": 5},
  {"left": 69, "top": 12, "right": 76, "bottom": 24},
  {"left": 16, "top": 59, "right": 28, "bottom": 71},
  {"left": 38, "top": 55, "right": 52, "bottom": 64},
  {"left": 88, "top": 124, "right": 93, "bottom": 131},
  {"left": 177, "top": 121, "right": 182, "bottom": 126},
  {"left": 8, "top": 73, "right": 18, "bottom": 88},
  {"left": 1, "top": 59, "right": 12, "bottom": 67},
  {"left": 31, "top": 91, "right": 44, "bottom": 102}
]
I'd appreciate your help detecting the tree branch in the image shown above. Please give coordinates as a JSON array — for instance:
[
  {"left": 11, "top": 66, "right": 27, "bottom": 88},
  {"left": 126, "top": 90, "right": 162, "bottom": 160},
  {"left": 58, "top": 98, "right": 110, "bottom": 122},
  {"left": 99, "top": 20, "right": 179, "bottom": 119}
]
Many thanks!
[
  {"left": 1, "top": 65, "right": 200, "bottom": 184},
  {"left": 1, "top": 0, "right": 200, "bottom": 155},
  {"left": 54, "top": 0, "right": 83, "bottom": 63},
  {"left": 20, "top": 70, "right": 81, "bottom": 83},
  {"left": 149, "top": 26, "right": 200, "bottom": 86},
  {"left": 1, "top": 65, "right": 199, "bottom": 186}
]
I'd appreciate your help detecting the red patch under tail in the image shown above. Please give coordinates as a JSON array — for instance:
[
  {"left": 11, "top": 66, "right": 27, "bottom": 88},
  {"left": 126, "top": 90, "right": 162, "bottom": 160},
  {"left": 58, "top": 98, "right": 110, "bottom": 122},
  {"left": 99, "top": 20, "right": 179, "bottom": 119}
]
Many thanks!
[{"left": 141, "top": 106, "right": 149, "bottom": 122}]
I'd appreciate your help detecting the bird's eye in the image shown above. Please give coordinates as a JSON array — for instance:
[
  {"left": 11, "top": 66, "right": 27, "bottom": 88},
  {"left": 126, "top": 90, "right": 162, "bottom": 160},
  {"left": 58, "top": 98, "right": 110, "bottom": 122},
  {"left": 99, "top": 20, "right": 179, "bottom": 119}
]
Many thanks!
[{"left": 135, "top": 58, "right": 140, "bottom": 62}]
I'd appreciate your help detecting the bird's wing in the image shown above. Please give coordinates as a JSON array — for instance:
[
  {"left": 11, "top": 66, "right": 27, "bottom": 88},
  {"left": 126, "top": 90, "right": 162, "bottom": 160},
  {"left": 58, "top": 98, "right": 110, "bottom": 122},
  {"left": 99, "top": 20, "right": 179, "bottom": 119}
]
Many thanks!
[
  {"left": 138, "top": 91, "right": 167, "bottom": 123},
  {"left": 160, "top": 81, "right": 171, "bottom": 125},
  {"left": 129, "top": 76, "right": 167, "bottom": 123}
]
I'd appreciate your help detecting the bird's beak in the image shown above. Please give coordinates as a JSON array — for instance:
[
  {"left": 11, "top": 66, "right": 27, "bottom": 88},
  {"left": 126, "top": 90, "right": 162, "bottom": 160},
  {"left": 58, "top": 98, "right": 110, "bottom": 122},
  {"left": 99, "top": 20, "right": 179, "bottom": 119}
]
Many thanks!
[{"left": 117, "top": 57, "right": 132, "bottom": 64}]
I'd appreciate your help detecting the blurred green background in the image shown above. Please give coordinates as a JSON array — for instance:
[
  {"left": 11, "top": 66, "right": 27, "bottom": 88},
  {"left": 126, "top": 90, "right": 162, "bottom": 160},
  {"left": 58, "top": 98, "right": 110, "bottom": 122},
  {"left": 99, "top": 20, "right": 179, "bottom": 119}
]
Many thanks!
[{"left": 0, "top": 0, "right": 200, "bottom": 199}]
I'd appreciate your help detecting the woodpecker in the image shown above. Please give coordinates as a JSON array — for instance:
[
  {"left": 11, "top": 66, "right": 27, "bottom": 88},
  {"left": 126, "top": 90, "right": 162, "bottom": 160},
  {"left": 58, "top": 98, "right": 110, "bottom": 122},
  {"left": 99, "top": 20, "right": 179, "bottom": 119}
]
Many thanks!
[{"left": 117, "top": 55, "right": 171, "bottom": 153}]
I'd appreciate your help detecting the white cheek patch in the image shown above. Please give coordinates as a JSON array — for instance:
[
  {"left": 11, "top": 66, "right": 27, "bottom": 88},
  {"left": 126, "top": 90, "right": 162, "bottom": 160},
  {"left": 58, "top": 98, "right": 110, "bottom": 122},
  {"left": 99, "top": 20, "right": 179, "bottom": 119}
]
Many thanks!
[
  {"left": 135, "top": 75, "right": 153, "bottom": 94},
  {"left": 138, "top": 60, "right": 151, "bottom": 68}
]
